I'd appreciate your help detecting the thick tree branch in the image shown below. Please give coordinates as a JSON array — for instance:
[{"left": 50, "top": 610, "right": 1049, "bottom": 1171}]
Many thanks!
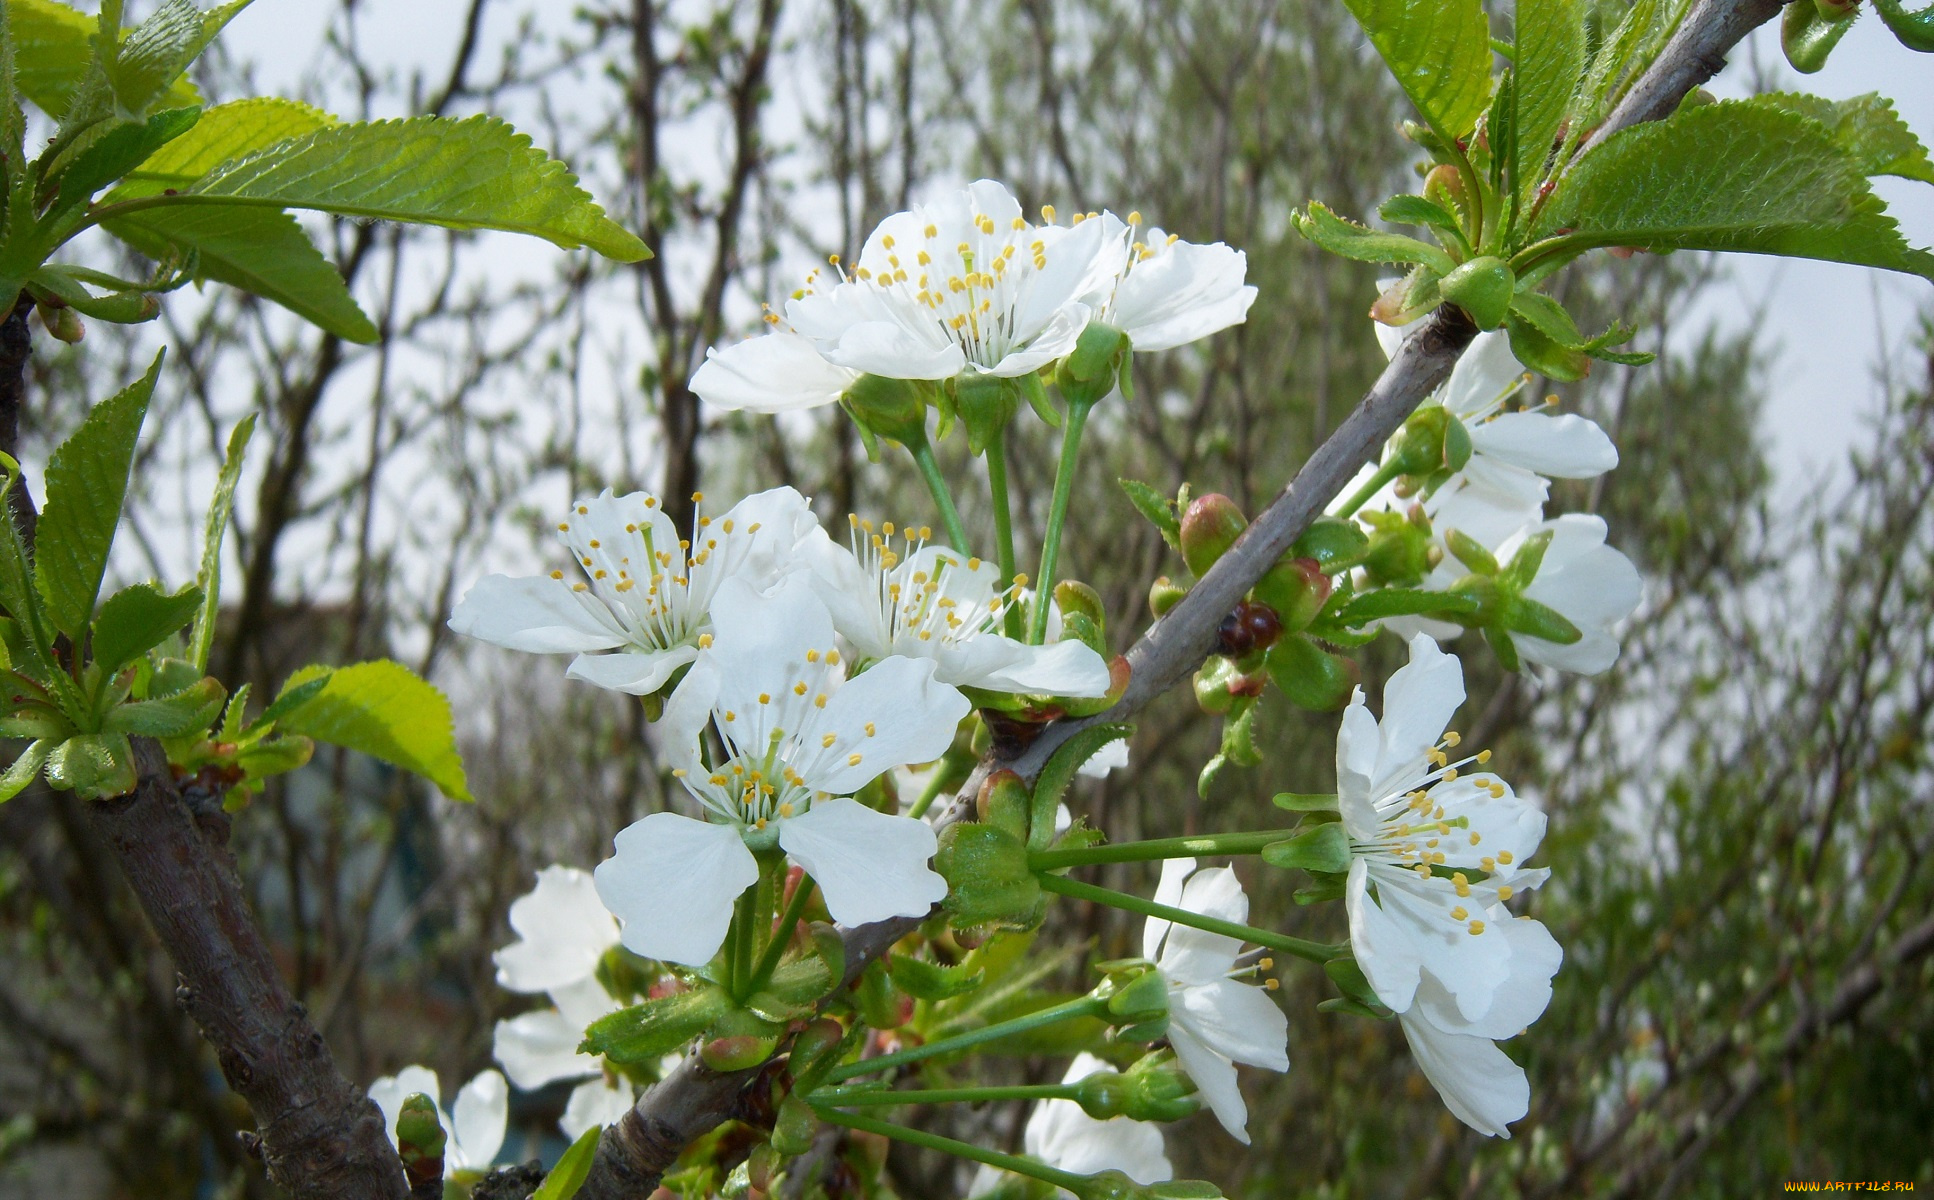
[{"left": 572, "top": 3, "right": 1787, "bottom": 1194}]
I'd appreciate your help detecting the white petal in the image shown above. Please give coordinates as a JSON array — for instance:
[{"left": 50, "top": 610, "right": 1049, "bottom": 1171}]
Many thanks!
[
  {"left": 985, "top": 302, "right": 1092, "bottom": 378},
  {"left": 1170, "top": 976, "right": 1290, "bottom": 1074},
  {"left": 779, "top": 799, "right": 947, "bottom": 926},
  {"left": 1112, "top": 240, "right": 1255, "bottom": 351},
  {"left": 1399, "top": 1013, "right": 1527, "bottom": 1137},
  {"left": 1166, "top": 1023, "right": 1250, "bottom": 1143},
  {"left": 690, "top": 332, "right": 860, "bottom": 413},
  {"left": 566, "top": 646, "right": 698, "bottom": 695},
  {"left": 594, "top": 812, "right": 759, "bottom": 966},
  {"left": 494, "top": 866, "right": 620, "bottom": 993},
  {"left": 493, "top": 1009, "right": 598, "bottom": 1090},
  {"left": 1414, "top": 914, "right": 1563, "bottom": 1041},
  {"left": 450, "top": 574, "right": 628, "bottom": 653},
  {"left": 1141, "top": 857, "right": 1197, "bottom": 960},
  {"left": 944, "top": 635, "right": 1111, "bottom": 696},
  {"left": 1430, "top": 779, "right": 1546, "bottom": 875},
  {"left": 1440, "top": 332, "right": 1525, "bottom": 418},
  {"left": 1517, "top": 628, "right": 1622, "bottom": 674},
  {"left": 560, "top": 1077, "right": 637, "bottom": 1142},
  {"left": 450, "top": 1070, "right": 508, "bottom": 1171},
  {"left": 1514, "top": 515, "right": 1642, "bottom": 629},
  {"left": 1156, "top": 867, "right": 1249, "bottom": 985},
  {"left": 1347, "top": 858, "right": 1421, "bottom": 1013},
  {"left": 800, "top": 529, "right": 895, "bottom": 662},
  {"left": 551, "top": 975, "right": 622, "bottom": 1030},
  {"left": 1335, "top": 694, "right": 1383, "bottom": 838},
  {"left": 1374, "top": 870, "right": 1513, "bottom": 1021},
  {"left": 1374, "top": 634, "right": 1465, "bottom": 790},
  {"left": 1468, "top": 411, "right": 1618, "bottom": 478},
  {"left": 820, "top": 316, "right": 966, "bottom": 380},
  {"left": 801, "top": 655, "right": 969, "bottom": 795}
]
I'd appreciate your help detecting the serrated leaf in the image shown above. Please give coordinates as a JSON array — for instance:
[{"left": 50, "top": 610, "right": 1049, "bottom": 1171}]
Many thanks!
[
  {"left": 146, "top": 115, "right": 648, "bottom": 261},
  {"left": 0, "top": 738, "right": 51, "bottom": 802},
  {"left": 1293, "top": 202, "right": 1457, "bottom": 273},
  {"left": 533, "top": 1126, "right": 602, "bottom": 1200},
  {"left": 0, "top": 458, "right": 57, "bottom": 680},
  {"left": 1378, "top": 193, "right": 1463, "bottom": 237},
  {"left": 1749, "top": 92, "right": 1934, "bottom": 185},
  {"left": 581, "top": 989, "right": 724, "bottom": 1067},
  {"left": 1028, "top": 723, "right": 1131, "bottom": 851},
  {"left": 248, "top": 672, "right": 327, "bottom": 732},
  {"left": 1506, "top": 289, "right": 1585, "bottom": 345},
  {"left": 1117, "top": 477, "right": 1180, "bottom": 547},
  {"left": 1873, "top": 0, "right": 1934, "bottom": 52},
  {"left": 1342, "top": 0, "right": 1493, "bottom": 139},
  {"left": 43, "top": 731, "right": 135, "bottom": 798},
  {"left": 1506, "top": 310, "right": 1590, "bottom": 381},
  {"left": 887, "top": 954, "right": 985, "bottom": 1001},
  {"left": 179, "top": 413, "right": 253, "bottom": 674},
  {"left": 90, "top": 581, "right": 202, "bottom": 677},
  {"left": 1529, "top": 101, "right": 1934, "bottom": 282},
  {"left": 100, "top": 0, "right": 249, "bottom": 119},
  {"left": 51, "top": 105, "right": 200, "bottom": 218},
  {"left": 1781, "top": 0, "right": 1859, "bottom": 73},
  {"left": 1513, "top": 0, "right": 1586, "bottom": 208},
  {"left": 6, "top": 0, "right": 199, "bottom": 119},
  {"left": 35, "top": 352, "right": 164, "bottom": 640},
  {"left": 102, "top": 675, "right": 224, "bottom": 736},
  {"left": 271, "top": 660, "right": 471, "bottom": 801}
]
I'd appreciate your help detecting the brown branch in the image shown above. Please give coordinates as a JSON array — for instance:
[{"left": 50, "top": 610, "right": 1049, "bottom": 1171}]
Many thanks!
[{"left": 571, "top": 2, "right": 1787, "bottom": 1194}]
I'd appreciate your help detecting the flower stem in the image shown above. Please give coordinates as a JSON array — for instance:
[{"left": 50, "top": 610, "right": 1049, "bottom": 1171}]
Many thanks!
[
  {"left": 809, "top": 1107, "right": 1092, "bottom": 1193},
  {"left": 908, "top": 437, "right": 973, "bottom": 557},
  {"left": 1027, "top": 395, "right": 1094, "bottom": 644},
  {"left": 743, "top": 872, "right": 817, "bottom": 997},
  {"left": 1028, "top": 828, "right": 1307, "bottom": 871},
  {"left": 811, "top": 1082, "right": 1081, "bottom": 1107},
  {"left": 1334, "top": 457, "right": 1404, "bottom": 518},
  {"left": 984, "top": 433, "right": 1024, "bottom": 640},
  {"left": 821, "top": 994, "right": 1108, "bottom": 1084},
  {"left": 906, "top": 766, "right": 954, "bottom": 822},
  {"left": 729, "top": 884, "right": 758, "bottom": 1000},
  {"left": 1035, "top": 871, "right": 1339, "bottom": 965}
]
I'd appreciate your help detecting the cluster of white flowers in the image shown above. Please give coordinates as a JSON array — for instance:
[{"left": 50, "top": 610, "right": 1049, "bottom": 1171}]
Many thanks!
[{"left": 1346, "top": 325, "right": 1642, "bottom": 674}]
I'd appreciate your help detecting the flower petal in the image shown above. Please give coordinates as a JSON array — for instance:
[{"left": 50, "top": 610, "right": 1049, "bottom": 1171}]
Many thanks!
[
  {"left": 1469, "top": 411, "right": 1618, "bottom": 479},
  {"left": 690, "top": 331, "right": 861, "bottom": 413},
  {"left": 1347, "top": 858, "right": 1421, "bottom": 1013},
  {"left": 594, "top": 812, "right": 759, "bottom": 966},
  {"left": 1399, "top": 1012, "right": 1527, "bottom": 1138},
  {"left": 799, "top": 654, "right": 969, "bottom": 795},
  {"left": 1335, "top": 693, "right": 1383, "bottom": 837},
  {"left": 566, "top": 646, "right": 698, "bottom": 695},
  {"left": 1023, "top": 1053, "right": 1174, "bottom": 1183},
  {"left": 1440, "top": 331, "right": 1525, "bottom": 418},
  {"left": 944, "top": 634, "right": 1112, "bottom": 696},
  {"left": 1157, "top": 866, "right": 1249, "bottom": 985},
  {"left": 1142, "top": 857, "right": 1197, "bottom": 961},
  {"left": 493, "top": 1008, "right": 599, "bottom": 1090},
  {"left": 494, "top": 866, "right": 621, "bottom": 994},
  {"left": 1171, "top": 976, "right": 1290, "bottom": 1074},
  {"left": 450, "top": 1070, "right": 507, "bottom": 1172},
  {"left": 1374, "top": 634, "right": 1465, "bottom": 791},
  {"left": 1111, "top": 238, "right": 1256, "bottom": 351},
  {"left": 449, "top": 574, "right": 628, "bottom": 653},
  {"left": 779, "top": 799, "right": 947, "bottom": 926},
  {"left": 560, "top": 1077, "right": 637, "bottom": 1142},
  {"left": 1166, "top": 1023, "right": 1250, "bottom": 1144}
]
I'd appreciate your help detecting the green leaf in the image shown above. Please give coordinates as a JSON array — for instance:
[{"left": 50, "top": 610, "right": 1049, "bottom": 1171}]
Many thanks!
[
  {"left": 51, "top": 105, "right": 201, "bottom": 218},
  {"left": 581, "top": 988, "right": 726, "bottom": 1067},
  {"left": 533, "top": 1126, "right": 602, "bottom": 1200},
  {"left": 1378, "top": 193, "right": 1464, "bottom": 239},
  {"left": 271, "top": 660, "right": 472, "bottom": 801},
  {"left": 148, "top": 115, "right": 649, "bottom": 261},
  {"left": 1028, "top": 723, "right": 1132, "bottom": 851},
  {"left": 1262, "top": 823, "right": 1353, "bottom": 874},
  {"left": 6, "top": 0, "right": 199, "bottom": 119},
  {"left": 1782, "top": 0, "right": 1860, "bottom": 72},
  {"left": 247, "top": 673, "right": 327, "bottom": 732},
  {"left": 1292, "top": 202, "right": 1457, "bottom": 273},
  {"left": 1748, "top": 92, "right": 1934, "bottom": 184},
  {"left": 99, "top": 0, "right": 248, "bottom": 120},
  {"left": 0, "top": 738, "right": 51, "bottom": 802},
  {"left": 887, "top": 954, "right": 984, "bottom": 1001},
  {"left": 43, "top": 731, "right": 135, "bottom": 798},
  {"left": 24, "top": 266, "right": 160, "bottom": 323},
  {"left": 0, "top": 459, "right": 56, "bottom": 681},
  {"left": 1342, "top": 0, "right": 1493, "bottom": 139},
  {"left": 1336, "top": 587, "right": 1481, "bottom": 624},
  {"left": 35, "top": 352, "right": 164, "bottom": 640},
  {"left": 103, "top": 675, "right": 224, "bottom": 736},
  {"left": 90, "top": 581, "right": 202, "bottom": 677},
  {"left": 1529, "top": 101, "right": 1934, "bottom": 282},
  {"left": 112, "top": 97, "right": 336, "bottom": 190},
  {"left": 1506, "top": 310, "right": 1591, "bottom": 381},
  {"left": 1506, "top": 289, "right": 1585, "bottom": 345},
  {"left": 1117, "top": 477, "right": 1181, "bottom": 548},
  {"left": 188, "top": 413, "right": 252, "bottom": 673},
  {"left": 1512, "top": 0, "right": 1586, "bottom": 208},
  {"left": 1873, "top": 0, "right": 1934, "bottom": 51}
]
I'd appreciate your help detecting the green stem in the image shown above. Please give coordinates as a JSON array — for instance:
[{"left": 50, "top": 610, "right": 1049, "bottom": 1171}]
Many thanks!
[
  {"left": 729, "top": 884, "right": 758, "bottom": 1000},
  {"left": 822, "top": 993, "right": 1107, "bottom": 1083},
  {"left": 906, "top": 768, "right": 954, "bottom": 822},
  {"left": 1029, "top": 828, "right": 1307, "bottom": 871},
  {"left": 1027, "top": 396, "right": 1094, "bottom": 645},
  {"left": 1036, "top": 871, "right": 1338, "bottom": 965},
  {"left": 811, "top": 1107, "right": 1092, "bottom": 1193},
  {"left": 811, "top": 1082, "right": 1080, "bottom": 1108},
  {"left": 983, "top": 433, "right": 1024, "bottom": 640},
  {"left": 743, "top": 872, "right": 817, "bottom": 996},
  {"left": 1335, "top": 457, "right": 1404, "bottom": 518},
  {"left": 908, "top": 437, "right": 973, "bottom": 557}
]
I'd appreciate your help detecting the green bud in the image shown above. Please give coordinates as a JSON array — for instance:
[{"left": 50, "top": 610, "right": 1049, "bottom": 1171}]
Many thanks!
[
  {"left": 1359, "top": 509, "right": 1435, "bottom": 587},
  {"left": 953, "top": 375, "right": 1021, "bottom": 456},
  {"left": 976, "top": 769, "right": 1033, "bottom": 841},
  {"left": 1056, "top": 322, "right": 1130, "bottom": 407},
  {"left": 1439, "top": 255, "right": 1516, "bottom": 331},
  {"left": 581, "top": 986, "right": 732, "bottom": 1066},
  {"left": 1149, "top": 576, "right": 1188, "bottom": 619},
  {"left": 1783, "top": 0, "right": 1859, "bottom": 71},
  {"left": 1250, "top": 557, "right": 1330, "bottom": 633},
  {"left": 1260, "top": 822, "right": 1352, "bottom": 874},
  {"left": 1072, "top": 1070, "right": 1130, "bottom": 1119},
  {"left": 1387, "top": 407, "right": 1455, "bottom": 478},
  {"left": 45, "top": 732, "right": 137, "bottom": 800},
  {"left": 839, "top": 374, "right": 930, "bottom": 449},
  {"left": 1264, "top": 634, "right": 1359, "bottom": 712},
  {"left": 1443, "top": 413, "right": 1473, "bottom": 472},
  {"left": 936, "top": 820, "right": 1043, "bottom": 933},
  {"left": 1179, "top": 494, "right": 1247, "bottom": 577},
  {"left": 770, "top": 1094, "right": 819, "bottom": 1157},
  {"left": 394, "top": 1093, "right": 447, "bottom": 1165},
  {"left": 38, "top": 304, "right": 85, "bottom": 344},
  {"left": 1421, "top": 162, "right": 1468, "bottom": 219},
  {"left": 1288, "top": 516, "right": 1370, "bottom": 573},
  {"left": 788, "top": 1018, "right": 847, "bottom": 1083},
  {"left": 1194, "top": 656, "right": 1262, "bottom": 715}
]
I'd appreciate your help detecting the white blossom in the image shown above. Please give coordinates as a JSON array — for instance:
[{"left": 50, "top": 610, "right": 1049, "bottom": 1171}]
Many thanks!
[
  {"left": 594, "top": 576, "right": 966, "bottom": 966},
  {"left": 1090, "top": 212, "right": 1257, "bottom": 351},
  {"left": 1337, "top": 633, "right": 1563, "bottom": 1137},
  {"left": 451, "top": 487, "right": 818, "bottom": 695},
  {"left": 802, "top": 517, "right": 1110, "bottom": 697},
  {"left": 368, "top": 1066, "right": 506, "bottom": 1175},
  {"left": 1026, "top": 1053, "right": 1173, "bottom": 1186},
  {"left": 1141, "top": 859, "right": 1290, "bottom": 1144}
]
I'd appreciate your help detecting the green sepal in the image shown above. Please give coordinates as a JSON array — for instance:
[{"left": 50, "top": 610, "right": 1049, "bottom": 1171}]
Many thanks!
[
  {"left": 1444, "top": 528, "right": 1499, "bottom": 576},
  {"left": 1505, "top": 596, "right": 1583, "bottom": 644},
  {"left": 1505, "top": 310, "right": 1591, "bottom": 381},
  {"left": 1117, "top": 477, "right": 1181, "bottom": 550},
  {"left": 745, "top": 926, "right": 844, "bottom": 1022},
  {"left": 1292, "top": 202, "right": 1456, "bottom": 274},
  {"left": 1028, "top": 723, "right": 1131, "bottom": 851},
  {"left": 102, "top": 674, "right": 224, "bottom": 736},
  {"left": 936, "top": 821, "right": 1043, "bottom": 933},
  {"left": 89, "top": 581, "right": 202, "bottom": 677},
  {"left": 1369, "top": 263, "right": 1446, "bottom": 325},
  {"left": 580, "top": 985, "right": 732, "bottom": 1067},
  {"left": 0, "top": 738, "right": 53, "bottom": 803},
  {"left": 1335, "top": 587, "right": 1481, "bottom": 624},
  {"left": 839, "top": 374, "right": 930, "bottom": 449},
  {"left": 768, "top": 1095, "right": 820, "bottom": 1159},
  {"left": 1272, "top": 791, "right": 1339, "bottom": 813},
  {"left": 952, "top": 375, "right": 1020, "bottom": 457},
  {"left": 887, "top": 954, "right": 984, "bottom": 1002},
  {"left": 1782, "top": 0, "right": 1859, "bottom": 71},
  {"left": 1317, "top": 996, "right": 1391, "bottom": 1019},
  {"left": 1485, "top": 625, "right": 1523, "bottom": 672},
  {"left": 1323, "top": 956, "right": 1389, "bottom": 1013},
  {"left": 1295, "top": 871, "right": 1348, "bottom": 905},
  {"left": 1056, "top": 322, "right": 1128, "bottom": 407},
  {"left": 1103, "top": 969, "right": 1170, "bottom": 1026},
  {"left": 43, "top": 731, "right": 136, "bottom": 799},
  {"left": 1873, "top": 0, "right": 1934, "bottom": 51},
  {"left": 1500, "top": 527, "right": 1553, "bottom": 590},
  {"left": 533, "top": 1125, "right": 602, "bottom": 1200},
  {"left": 1260, "top": 823, "right": 1352, "bottom": 874}
]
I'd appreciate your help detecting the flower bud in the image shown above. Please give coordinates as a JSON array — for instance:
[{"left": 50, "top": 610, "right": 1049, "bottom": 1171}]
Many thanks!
[
  {"left": 1179, "top": 494, "right": 1247, "bottom": 577},
  {"left": 1149, "top": 576, "right": 1188, "bottom": 618},
  {"left": 1358, "top": 509, "right": 1435, "bottom": 587},
  {"left": 1103, "top": 966, "right": 1171, "bottom": 1026},
  {"left": 936, "top": 819, "right": 1044, "bottom": 933},
  {"left": 976, "top": 769, "right": 1033, "bottom": 840},
  {"left": 394, "top": 1093, "right": 447, "bottom": 1179},
  {"left": 1072, "top": 1069, "right": 1130, "bottom": 1119},
  {"left": 1421, "top": 163, "right": 1468, "bottom": 218},
  {"left": 37, "top": 303, "right": 85, "bottom": 344},
  {"left": 1251, "top": 557, "right": 1331, "bottom": 633},
  {"left": 1439, "top": 255, "right": 1516, "bottom": 331},
  {"left": 839, "top": 373, "right": 930, "bottom": 450},
  {"left": 1056, "top": 322, "right": 1130, "bottom": 407},
  {"left": 1387, "top": 406, "right": 1458, "bottom": 478}
]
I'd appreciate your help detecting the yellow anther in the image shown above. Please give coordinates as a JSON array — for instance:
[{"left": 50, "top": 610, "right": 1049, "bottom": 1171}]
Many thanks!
[
  {"left": 826, "top": 650, "right": 840, "bottom": 665},
  {"left": 1468, "top": 920, "right": 1486, "bottom": 935},
  {"left": 1481, "top": 856, "right": 1496, "bottom": 871},
  {"left": 1011, "top": 216, "right": 1025, "bottom": 229},
  {"left": 1453, "top": 872, "right": 1472, "bottom": 897},
  {"left": 882, "top": 234, "right": 895, "bottom": 249},
  {"left": 1489, "top": 782, "right": 1506, "bottom": 799},
  {"left": 1012, "top": 573, "right": 1030, "bottom": 586},
  {"left": 759, "top": 693, "right": 771, "bottom": 705},
  {"left": 1431, "top": 851, "right": 1446, "bottom": 864},
  {"left": 572, "top": 583, "right": 589, "bottom": 592},
  {"left": 550, "top": 570, "right": 564, "bottom": 580},
  {"left": 806, "top": 649, "right": 821, "bottom": 663},
  {"left": 1263, "top": 978, "right": 1280, "bottom": 991},
  {"left": 864, "top": 723, "right": 876, "bottom": 737},
  {"left": 558, "top": 523, "right": 571, "bottom": 532},
  {"left": 1442, "top": 768, "right": 1459, "bottom": 783},
  {"left": 1443, "top": 730, "right": 1462, "bottom": 747},
  {"left": 1497, "top": 850, "right": 1515, "bottom": 865},
  {"left": 1450, "top": 906, "right": 1468, "bottom": 921},
  {"left": 577, "top": 505, "right": 589, "bottom": 514},
  {"left": 822, "top": 734, "right": 837, "bottom": 748},
  {"left": 794, "top": 682, "right": 808, "bottom": 696},
  {"left": 848, "top": 753, "right": 863, "bottom": 766},
  {"left": 1040, "top": 204, "right": 1056, "bottom": 222},
  {"left": 725, "top": 710, "right": 737, "bottom": 722},
  {"left": 671, "top": 768, "right": 687, "bottom": 778},
  {"left": 1469, "top": 832, "right": 1481, "bottom": 845},
  {"left": 815, "top": 694, "right": 828, "bottom": 709},
  {"left": 924, "top": 223, "right": 938, "bottom": 238},
  {"left": 1496, "top": 885, "right": 1514, "bottom": 901},
  {"left": 1476, "top": 748, "right": 1492, "bottom": 763}
]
